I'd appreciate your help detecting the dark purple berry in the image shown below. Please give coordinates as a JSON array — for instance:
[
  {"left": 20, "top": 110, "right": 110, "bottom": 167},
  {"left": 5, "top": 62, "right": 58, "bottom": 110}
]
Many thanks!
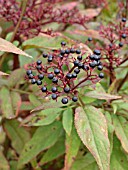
[
  {"left": 70, "top": 48, "right": 75, "bottom": 53},
  {"left": 48, "top": 74, "right": 54, "bottom": 79},
  {"left": 38, "top": 74, "right": 44, "bottom": 80},
  {"left": 65, "top": 49, "right": 70, "bottom": 54},
  {"left": 122, "top": 34, "right": 126, "bottom": 39},
  {"left": 72, "top": 73, "right": 77, "bottom": 78},
  {"left": 89, "top": 61, "right": 98, "bottom": 68},
  {"left": 36, "top": 60, "right": 42, "bottom": 65},
  {"left": 31, "top": 79, "right": 36, "bottom": 84},
  {"left": 52, "top": 87, "right": 57, "bottom": 93},
  {"left": 61, "top": 97, "right": 68, "bottom": 104},
  {"left": 119, "top": 42, "right": 123, "bottom": 47},
  {"left": 58, "top": 54, "right": 63, "bottom": 59},
  {"left": 99, "top": 73, "right": 104, "bottom": 78},
  {"left": 93, "top": 49, "right": 101, "bottom": 55},
  {"left": 94, "top": 55, "right": 101, "bottom": 61},
  {"left": 60, "top": 50, "right": 65, "bottom": 55},
  {"left": 28, "top": 74, "right": 34, "bottom": 79},
  {"left": 74, "top": 60, "right": 79, "bottom": 66},
  {"left": 52, "top": 77, "right": 58, "bottom": 83},
  {"left": 78, "top": 62, "right": 84, "bottom": 69},
  {"left": 43, "top": 53, "right": 48, "bottom": 58},
  {"left": 48, "top": 55, "right": 53, "bottom": 62},
  {"left": 74, "top": 68, "right": 80, "bottom": 74},
  {"left": 41, "top": 86, "right": 47, "bottom": 92},
  {"left": 76, "top": 49, "right": 81, "bottom": 54},
  {"left": 89, "top": 55, "right": 95, "bottom": 60},
  {"left": 61, "top": 41, "right": 66, "bottom": 46},
  {"left": 122, "top": 18, "right": 126, "bottom": 22},
  {"left": 97, "top": 65, "right": 103, "bottom": 71},
  {"left": 26, "top": 70, "right": 32, "bottom": 75},
  {"left": 66, "top": 73, "right": 72, "bottom": 79},
  {"left": 72, "top": 96, "right": 78, "bottom": 102},
  {"left": 77, "top": 55, "right": 82, "bottom": 60},
  {"left": 54, "top": 68, "right": 60, "bottom": 74},
  {"left": 83, "top": 65, "right": 89, "bottom": 70},
  {"left": 37, "top": 80, "right": 42, "bottom": 85},
  {"left": 36, "top": 65, "right": 42, "bottom": 70},
  {"left": 88, "top": 37, "right": 92, "bottom": 41},
  {"left": 64, "top": 87, "right": 70, "bottom": 93},
  {"left": 52, "top": 93, "right": 57, "bottom": 100}
]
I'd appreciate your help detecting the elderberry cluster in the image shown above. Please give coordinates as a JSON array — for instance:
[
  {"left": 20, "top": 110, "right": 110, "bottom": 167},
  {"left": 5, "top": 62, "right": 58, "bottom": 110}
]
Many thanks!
[{"left": 26, "top": 41, "right": 104, "bottom": 104}]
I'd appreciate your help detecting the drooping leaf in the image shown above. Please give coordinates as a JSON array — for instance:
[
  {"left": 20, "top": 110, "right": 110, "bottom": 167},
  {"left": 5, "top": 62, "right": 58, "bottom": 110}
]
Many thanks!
[
  {"left": 4, "top": 119, "right": 30, "bottom": 154},
  {"left": 18, "top": 121, "right": 62, "bottom": 168},
  {"left": 62, "top": 108, "right": 73, "bottom": 136},
  {"left": 110, "top": 136, "right": 128, "bottom": 170},
  {"left": 75, "top": 106, "right": 110, "bottom": 170},
  {"left": 64, "top": 126, "right": 81, "bottom": 170},
  {"left": 0, "top": 151, "right": 10, "bottom": 170},
  {"left": 22, "top": 108, "right": 63, "bottom": 126},
  {"left": 0, "top": 86, "right": 14, "bottom": 119},
  {"left": 85, "top": 91, "right": 121, "bottom": 100},
  {"left": 113, "top": 115, "right": 128, "bottom": 153},
  {"left": 0, "top": 37, "right": 32, "bottom": 58},
  {"left": 71, "top": 153, "right": 98, "bottom": 170},
  {"left": 40, "top": 135, "right": 65, "bottom": 165}
]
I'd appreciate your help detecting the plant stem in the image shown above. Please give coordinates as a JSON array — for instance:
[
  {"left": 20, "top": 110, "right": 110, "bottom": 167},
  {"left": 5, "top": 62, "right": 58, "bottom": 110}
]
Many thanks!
[{"left": 72, "top": 76, "right": 89, "bottom": 91}]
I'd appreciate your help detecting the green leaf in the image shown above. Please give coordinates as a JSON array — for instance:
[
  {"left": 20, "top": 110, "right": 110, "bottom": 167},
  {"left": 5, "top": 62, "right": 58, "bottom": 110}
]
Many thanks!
[
  {"left": 75, "top": 106, "right": 110, "bottom": 170},
  {"left": 18, "top": 121, "right": 62, "bottom": 168},
  {"left": 0, "top": 151, "right": 10, "bottom": 170},
  {"left": 64, "top": 126, "right": 81, "bottom": 170},
  {"left": 23, "top": 108, "right": 63, "bottom": 126},
  {"left": 4, "top": 119, "right": 30, "bottom": 154},
  {"left": 0, "top": 86, "right": 14, "bottom": 119},
  {"left": 71, "top": 153, "right": 98, "bottom": 170},
  {"left": 10, "top": 91, "right": 21, "bottom": 113},
  {"left": 40, "top": 135, "right": 65, "bottom": 165},
  {"left": 8, "top": 68, "right": 25, "bottom": 88},
  {"left": 113, "top": 115, "right": 128, "bottom": 153},
  {"left": 22, "top": 36, "right": 73, "bottom": 50},
  {"left": 62, "top": 108, "right": 73, "bottom": 136},
  {"left": 29, "top": 94, "right": 42, "bottom": 107},
  {"left": 110, "top": 136, "right": 128, "bottom": 170}
]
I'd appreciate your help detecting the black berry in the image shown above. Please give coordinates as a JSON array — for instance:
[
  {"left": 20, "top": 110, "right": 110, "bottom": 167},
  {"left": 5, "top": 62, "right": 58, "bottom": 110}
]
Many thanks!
[
  {"left": 52, "top": 93, "right": 57, "bottom": 100},
  {"left": 54, "top": 68, "right": 60, "bottom": 74},
  {"left": 94, "top": 55, "right": 101, "bottom": 61},
  {"left": 89, "top": 61, "right": 98, "bottom": 68},
  {"left": 48, "top": 55, "right": 53, "bottom": 62},
  {"left": 26, "top": 70, "right": 32, "bottom": 75},
  {"left": 60, "top": 50, "right": 65, "bottom": 55},
  {"left": 48, "top": 74, "right": 54, "bottom": 79},
  {"left": 77, "top": 55, "right": 82, "bottom": 60},
  {"left": 89, "top": 55, "right": 95, "bottom": 60},
  {"left": 93, "top": 49, "right": 101, "bottom": 55},
  {"left": 61, "top": 41, "right": 66, "bottom": 46},
  {"left": 36, "top": 60, "right": 42, "bottom": 65},
  {"left": 64, "top": 87, "right": 70, "bottom": 93},
  {"left": 99, "top": 73, "right": 104, "bottom": 78},
  {"left": 61, "top": 97, "right": 68, "bottom": 104},
  {"left": 74, "top": 68, "right": 80, "bottom": 74},
  {"left": 121, "top": 34, "right": 126, "bottom": 39},
  {"left": 72, "top": 73, "right": 77, "bottom": 78},
  {"left": 58, "top": 54, "right": 63, "bottom": 59},
  {"left": 41, "top": 86, "right": 47, "bottom": 92},
  {"left": 122, "top": 18, "right": 126, "bottom": 22},
  {"left": 28, "top": 74, "right": 34, "bottom": 79},
  {"left": 70, "top": 48, "right": 75, "bottom": 53},
  {"left": 119, "top": 42, "right": 123, "bottom": 47},
  {"left": 66, "top": 73, "right": 72, "bottom": 79},
  {"left": 36, "top": 80, "right": 42, "bottom": 85},
  {"left": 43, "top": 53, "right": 48, "bottom": 58},
  {"left": 38, "top": 74, "right": 44, "bottom": 80},
  {"left": 83, "top": 65, "right": 89, "bottom": 70},
  {"left": 74, "top": 60, "right": 79, "bottom": 66},
  {"left": 52, "top": 77, "right": 58, "bottom": 83},
  {"left": 65, "top": 49, "right": 70, "bottom": 54},
  {"left": 97, "top": 65, "right": 103, "bottom": 71},
  {"left": 36, "top": 65, "right": 42, "bottom": 70},
  {"left": 88, "top": 37, "right": 92, "bottom": 41},
  {"left": 72, "top": 96, "right": 78, "bottom": 102},
  {"left": 76, "top": 49, "right": 81, "bottom": 54},
  {"left": 31, "top": 79, "right": 36, "bottom": 84},
  {"left": 78, "top": 62, "right": 84, "bottom": 69},
  {"left": 52, "top": 86, "right": 57, "bottom": 93}
]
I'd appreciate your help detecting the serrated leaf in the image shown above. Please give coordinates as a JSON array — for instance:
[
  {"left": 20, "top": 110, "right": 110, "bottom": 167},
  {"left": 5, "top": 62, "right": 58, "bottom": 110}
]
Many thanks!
[
  {"left": 0, "top": 37, "right": 32, "bottom": 58},
  {"left": 40, "top": 135, "right": 65, "bottom": 165},
  {"left": 75, "top": 106, "right": 110, "bottom": 170},
  {"left": 85, "top": 91, "right": 121, "bottom": 100},
  {"left": 71, "top": 153, "right": 98, "bottom": 170},
  {"left": 0, "top": 151, "right": 10, "bottom": 170},
  {"left": 0, "top": 86, "right": 14, "bottom": 119},
  {"left": 110, "top": 136, "right": 128, "bottom": 170},
  {"left": 62, "top": 108, "right": 73, "bottom": 136},
  {"left": 4, "top": 120, "right": 30, "bottom": 154},
  {"left": 113, "top": 115, "right": 128, "bottom": 153},
  {"left": 64, "top": 126, "right": 81, "bottom": 170},
  {"left": 18, "top": 121, "right": 62, "bottom": 168}
]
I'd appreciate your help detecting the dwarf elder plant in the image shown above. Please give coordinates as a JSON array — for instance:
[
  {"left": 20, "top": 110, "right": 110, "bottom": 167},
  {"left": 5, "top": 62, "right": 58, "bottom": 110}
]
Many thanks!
[{"left": 0, "top": 0, "right": 128, "bottom": 170}]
